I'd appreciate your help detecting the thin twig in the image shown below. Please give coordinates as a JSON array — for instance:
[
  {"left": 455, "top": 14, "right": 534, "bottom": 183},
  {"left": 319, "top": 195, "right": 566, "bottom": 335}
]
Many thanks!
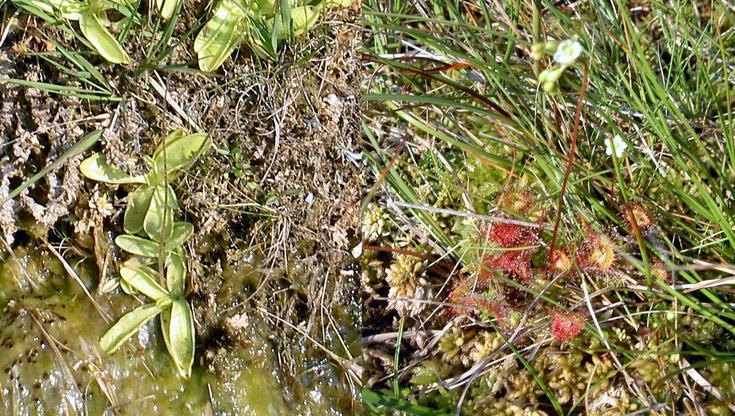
[
  {"left": 45, "top": 242, "right": 112, "bottom": 324},
  {"left": 149, "top": 72, "right": 200, "bottom": 130},
  {"left": 388, "top": 200, "right": 549, "bottom": 229}
]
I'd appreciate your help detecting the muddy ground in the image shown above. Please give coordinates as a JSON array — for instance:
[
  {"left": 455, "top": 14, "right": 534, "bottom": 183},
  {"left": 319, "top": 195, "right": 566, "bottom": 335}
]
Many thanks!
[{"left": 0, "top": 2, "right": 363, "bottom": 414}]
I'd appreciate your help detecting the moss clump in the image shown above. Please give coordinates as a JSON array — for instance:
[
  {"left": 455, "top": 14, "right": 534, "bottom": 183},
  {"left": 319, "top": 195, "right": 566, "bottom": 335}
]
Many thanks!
[
  {"left": 464, "top": 396, "right": 548, "bottom": 416},
  {"left": 586, "top": 383, "right": 637, "bottom": 416},
  {"left": 409, "top": 359, "right": 446, "bottom": 386},
  {"left": 534, "top": 349, "right": 586, "bottom": 405},
  {"left": 439, "top": 326, "right": 478, "bottom": 367},
  {"left": 705, "top": 362, "right": 735, "bottom": 399},
  {"left": 362, "top": 203, "right": 389, "bottom": 242},
  {"left": 533, "top": 348, "right": 615, "bottom": 407},
  {"left": 385, "top": 253, "right": 430, "bottom": 316},
  {"left": 465, "top": 360, "right": 546, "bottom": 415},
  {"left": 467, "top": 330, "right": 506, "bottom": 364}
]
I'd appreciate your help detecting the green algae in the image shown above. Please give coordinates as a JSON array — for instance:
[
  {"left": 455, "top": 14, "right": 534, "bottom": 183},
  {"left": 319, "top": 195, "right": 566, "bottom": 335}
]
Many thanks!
[{"left": 0, "top": 245, "right": 290, "bottom": 416}]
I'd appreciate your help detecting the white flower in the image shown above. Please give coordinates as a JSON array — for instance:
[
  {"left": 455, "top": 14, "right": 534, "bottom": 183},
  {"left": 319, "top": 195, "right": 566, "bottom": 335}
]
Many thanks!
[
  {"left": 605, "top": 134, "right": 628, "bottom": 158},
  {"left": 553, "top": 39, "right": 583, "bottom": 65}
]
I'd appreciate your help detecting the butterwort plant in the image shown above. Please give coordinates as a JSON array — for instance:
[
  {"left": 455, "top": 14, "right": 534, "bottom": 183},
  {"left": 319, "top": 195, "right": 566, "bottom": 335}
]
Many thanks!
[
  {"left": 15, "top": 0, "right": 134, "bottom": 63},
  {"left": 15, "top": 0, "right": 180, "bottom": 64},
  {"left": 80, "top": 129, "right": 210, "bottom": 378},
  {"left": 194, "top": 0, "right": 353, "bottom": 72}
]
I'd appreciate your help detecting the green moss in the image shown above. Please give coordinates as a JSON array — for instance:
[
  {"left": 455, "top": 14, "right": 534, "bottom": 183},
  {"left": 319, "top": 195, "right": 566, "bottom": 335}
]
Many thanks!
[{"left": 409, "top": 359, "right": 445, "bottom": 385}]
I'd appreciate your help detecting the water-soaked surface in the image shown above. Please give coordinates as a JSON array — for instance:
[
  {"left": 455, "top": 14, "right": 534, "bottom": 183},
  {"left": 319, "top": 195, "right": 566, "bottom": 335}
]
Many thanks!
[
  {"left": 0, "top": 245, "right": 336, "bottom": 415},
  {"left": 215, "top": 248, "right": 361, "bottom": 415}
]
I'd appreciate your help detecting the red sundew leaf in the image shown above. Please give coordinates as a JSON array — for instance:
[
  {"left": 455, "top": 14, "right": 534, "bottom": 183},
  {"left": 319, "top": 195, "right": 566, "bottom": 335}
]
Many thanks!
[
  {"left": 464, "top": 293, "right": 493, "bottom": 316},
  {"left": 578, "top": 232, "right": 616, "bottom": 273},
  {"left": 486, "top": 251, "right": 534, "bottom": 284},
  {"left": 486, "top": 302, "right": 508, "bottom": 322},
  {"left": 447, "top": 277, "right": 501, "bottom": 316},
  {"left": 447, "top": 280, "right": 470, "bottom": 315},
  {"left": 548, "top": 248, "right": 573, "bottom": 274},
  {"left": 477, "top": 255, "right": 497, "bottom": 284},
  {"left": 486, "top": 221, "right": 540, "bottom": 248},
  {"left": 447, "top": 286, "right": 510, "bottom": 326},
  {"left": 549, "top": 310, "right": 584, "bottom": 342},
  {"left": 498, "top": 188, "right": 535, "bottom": 215},
  {"left": 620, "top": 201, "right": 657, "bottom": 234},
  {"left": 503, "top": 286, "right": 530, "bottom": 308},
  {"left": 650, "top": 259, "right": 671, "bottom": 284},
  {"left": 446, "top": 278, "right": 478, "bottom": 315}
]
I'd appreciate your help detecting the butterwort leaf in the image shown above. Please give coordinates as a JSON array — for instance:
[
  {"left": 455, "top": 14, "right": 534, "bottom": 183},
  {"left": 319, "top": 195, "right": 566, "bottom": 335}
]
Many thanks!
[
  {"left": 79, "top": 11, "right": 131, "bottom": 64},
  {"left": 167, "top": 222, "right": 194, "bottom": 248},
  {"left": 167, "top": 299, "right": 195, "bottom": 378},
  {"left": 153, "top": 131, "right": 210, "bottom": 174},
  {"left": 194, "top": 0, "right": 245, "bottom": 72},
  {"left": 155, "top": 0, "right": 179, "bottom": 19},
  {"left": 100, "top": 303, "right": 162, "bottom": 353},
  {"left": 165, "top": 249, "right": 186, "bottom": 296},
  {"left": 120, "top": 278, "right": 136, "bottom": 295},
  {"left": 252, "top": 0, "right": 274, "bottom": 14},
  {"left": 80, "top": 154, "right": 144, "bottom": 184},
  {"left": 124, "top": 186, "right": 154, "bottom": 234},
  {"left": 325, "top": 0, "right": 353, "bottom": 6},
  {"left": 143, "top": 185, "right": 175, "bottom": 242},
  {"left": 120, "top": 265, "right": 169, "bottom": 301},
  {"left": 270, "top": 4, "right": 319, "bottom": 39},
  {"left": 289, "top": 5, "right": 319, "bottom": 37},
  {"left": 115, "top": 235, "right": 160, "bottom": 257}
]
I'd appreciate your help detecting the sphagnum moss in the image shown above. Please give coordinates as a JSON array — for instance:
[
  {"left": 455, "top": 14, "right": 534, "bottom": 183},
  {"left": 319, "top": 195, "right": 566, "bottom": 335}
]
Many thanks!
[
  {"left": 385, "top": 252, "right": 432, "bottom": 317},
  {"left": 362, "top": 203, "right": 388, "bottom": 243},
  {"left": 438, "top": 326, "right": 477, "bottom": 368}
]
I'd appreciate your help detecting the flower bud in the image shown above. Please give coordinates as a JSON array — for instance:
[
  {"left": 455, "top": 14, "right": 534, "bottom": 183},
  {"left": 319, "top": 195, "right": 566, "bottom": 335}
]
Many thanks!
[
  {"left": 542, "top": 80, "right": 559, "bottom": 94},
  {"left": 539, "top": 66, "right": 564, "bottom": 84},
  {"left": 530, "top": 43, "right": 545, "bottom": 60},
  {"left": 543, "top": 39, "right": 559, "bottom": 53}
]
